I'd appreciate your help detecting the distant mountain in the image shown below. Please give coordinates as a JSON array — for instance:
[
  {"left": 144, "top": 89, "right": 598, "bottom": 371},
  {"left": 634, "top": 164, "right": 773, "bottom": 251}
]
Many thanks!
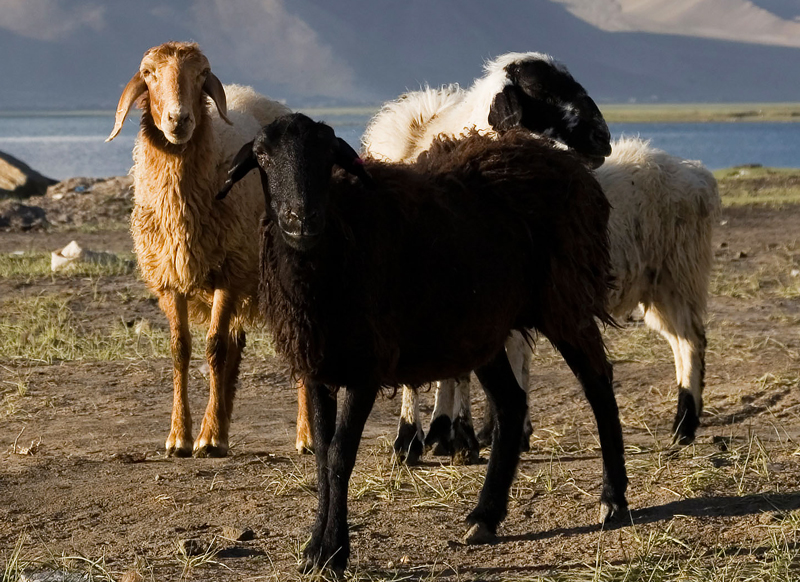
[
  {"left": 0, "top": 0, "right": 799, "bottom": 109},
  {"left": 552, "top": 0, "right": 800, "bottom": 48}
]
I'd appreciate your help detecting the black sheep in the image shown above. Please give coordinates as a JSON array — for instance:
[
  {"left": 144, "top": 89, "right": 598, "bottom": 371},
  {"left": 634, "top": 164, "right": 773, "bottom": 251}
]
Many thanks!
[{"left": 219, "top": 113, "right": 628, "bottom": 573}]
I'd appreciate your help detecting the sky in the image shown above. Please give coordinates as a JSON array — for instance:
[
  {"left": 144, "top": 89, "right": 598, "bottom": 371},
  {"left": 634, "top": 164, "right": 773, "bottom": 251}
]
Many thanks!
[{"left": 1, "top": 0, "right": 799, "bottom": 109}]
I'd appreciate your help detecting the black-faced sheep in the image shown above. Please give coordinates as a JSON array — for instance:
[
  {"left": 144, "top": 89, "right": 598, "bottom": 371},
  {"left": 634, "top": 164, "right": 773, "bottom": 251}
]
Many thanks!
[
  {"left": 362, "top": 51, "right": 720, "bottom": 463},
  {"left": 219, "top": 113, "right": 628, "bottom": 572},
  {"left": 106, "top": 42, "right": 291, "bottom": 457}
]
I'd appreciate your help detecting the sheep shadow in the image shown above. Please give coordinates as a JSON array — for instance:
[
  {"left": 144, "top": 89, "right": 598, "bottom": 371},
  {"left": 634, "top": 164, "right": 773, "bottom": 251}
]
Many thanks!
[{"left": 502, "top": 490, "right": 800, "bottom": 543}]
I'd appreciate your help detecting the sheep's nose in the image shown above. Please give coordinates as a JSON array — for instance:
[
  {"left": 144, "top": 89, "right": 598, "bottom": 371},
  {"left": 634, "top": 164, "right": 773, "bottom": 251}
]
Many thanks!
[
  {"left": 280, "top": 209, "right": 323, "bottom": 243},
  {"left": 167, "top": 110, "right": 191, "bottom": 127}
]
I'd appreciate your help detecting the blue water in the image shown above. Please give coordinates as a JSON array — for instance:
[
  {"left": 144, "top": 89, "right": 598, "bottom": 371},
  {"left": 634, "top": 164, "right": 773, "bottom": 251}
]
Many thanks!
[{"left": 0, "top": 113, "right": 798, "bottom": 179}]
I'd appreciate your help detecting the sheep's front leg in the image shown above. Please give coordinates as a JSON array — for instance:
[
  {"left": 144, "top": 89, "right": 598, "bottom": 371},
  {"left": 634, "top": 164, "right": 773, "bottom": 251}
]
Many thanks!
[
  {"left": 296, "top": 379, "right": 315, "bottom": 454},
  {"left": 302, "top": 380, "right": 336, "bottom": 572},
  {"left": 478, "top": 331, "right": 533, "bottom": 452},
  {"left": 464, "top": 349, "right": 526, "bottom": 544},
  {"left": 393, "top": 386, "right": 424, "bottom": 464},
  {"left": 161, "top": 292, "right": 193, "bottom": 457},
  {"left": 194, "top": 287, "right": 236, "bottom": 458},
  {"left": 306, "top": 383, "right": 378, "bottom": 574}
]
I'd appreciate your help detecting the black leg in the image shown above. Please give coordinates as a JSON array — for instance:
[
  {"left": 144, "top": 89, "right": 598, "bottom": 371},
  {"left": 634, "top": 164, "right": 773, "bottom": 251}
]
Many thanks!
[
  {"left": 673, "top": 329, "right": 706, "bottom": 445},
  {"left": 464, "top": 349, "right": 526, "bottom": 543},
  {"left": 553, "top": 330, "right": 628, "bottom": 523},
  {"left": 477, "top": 391, "right": 530, "bottom": 453},
  {"left": 301, "top": 379, "right": 336, "bottom": 573},
  {"left": 317, "top": 384, "right": 379, "bottom": 573},
  {"left": 476, "top": 397, "right": 496, "bottom": 448}
]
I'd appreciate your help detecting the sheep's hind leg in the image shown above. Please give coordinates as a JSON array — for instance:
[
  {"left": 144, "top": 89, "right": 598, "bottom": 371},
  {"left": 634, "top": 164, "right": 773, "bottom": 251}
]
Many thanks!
[
  {"left": 551, "top": 325, "right": 628, "bottom": 523},
  {"left": 194, "top": 288, "right": 236, "bottom": 458},
  {"left": 161, "top": 292, "right": 193, "bottom": 457},
  {"left": 451, "top": 375, "right": 480, "bottom": 465},
  {"left": 306, "top": 382, "right": 379, "bottom": 574},
  {"left": 643, "top": 300, "right": 706, "bottom": 445},
  {"left": 464, "top": 349, "right": 526, "bottom": 544},
  {"left": 424, "top": 379, "right": 456, "bottom": 456},
  {"left": 393, "top": 386, "right": 424, "bottom": 464},
  {"left": 296, "top": 379, "right": 315, "bottom": 454}
]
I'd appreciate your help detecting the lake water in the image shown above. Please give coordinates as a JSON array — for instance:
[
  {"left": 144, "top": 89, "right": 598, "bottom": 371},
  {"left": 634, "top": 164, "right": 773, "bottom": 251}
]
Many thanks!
[{"left": 0, "top": 112, "right": 798, "bottom": 180}]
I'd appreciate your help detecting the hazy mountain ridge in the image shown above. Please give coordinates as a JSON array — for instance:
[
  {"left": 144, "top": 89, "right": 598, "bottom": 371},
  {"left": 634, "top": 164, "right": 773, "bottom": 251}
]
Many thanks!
[
  {"left": 0, "top": 0, "right": 798, "bottom": 110},
  {"left": 552, "top": 0, "right": 800, "bottom": 47}
]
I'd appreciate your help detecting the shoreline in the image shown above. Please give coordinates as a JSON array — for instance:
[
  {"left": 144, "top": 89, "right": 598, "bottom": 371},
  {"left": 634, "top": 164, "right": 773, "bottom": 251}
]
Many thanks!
[{"left": 2, "top": 102, "right": 800, "bottom": 123}]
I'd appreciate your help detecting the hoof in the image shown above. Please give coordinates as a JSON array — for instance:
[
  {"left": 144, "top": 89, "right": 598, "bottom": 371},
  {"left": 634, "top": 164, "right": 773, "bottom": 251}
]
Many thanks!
[
  {"left": 394, "top": 420, "right": 424, "bottom": 465},
  {"left": 462, "top": 522, "right": 497, "bottom": 545},
  {"left": 296, "top": 441, "right": 314, "bottom": 455},
  {"left": 424, "top": 415, "right": 453, "bottom": 456},
  {"left": 165, "top": 435, "right": 192, "bottom": 458},
  {"left": 600, "top": 498, "right": 629, "bottom": 524},
  {"left": 300, "top": 545, "right": 346, "bottom": 577},
  {"left": 193, "top": 444, "right": 228, "bottom": 458},
  {"left": 166, "top": 445, "right": 192, "bottom": 458},
  {"left": 672, "top": 389, "right": 700, "bottom": 446},
  {"left": 451, "top": 416, "right": 480, "bottom": 465},
  {"left": 520, "top": 424, "right": 532, "bottom": 453}
]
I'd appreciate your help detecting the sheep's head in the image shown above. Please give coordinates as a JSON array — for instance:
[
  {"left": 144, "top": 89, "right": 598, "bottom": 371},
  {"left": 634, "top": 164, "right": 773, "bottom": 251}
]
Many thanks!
[
  {"left": 218, "top": 114, "right": 370, "bottom": 251},
  {"left": 487, "top": 54, "right": 611, "bottom": 169},
  {"left": 106, "top": 41, "right": 231, "bottom": 144}
]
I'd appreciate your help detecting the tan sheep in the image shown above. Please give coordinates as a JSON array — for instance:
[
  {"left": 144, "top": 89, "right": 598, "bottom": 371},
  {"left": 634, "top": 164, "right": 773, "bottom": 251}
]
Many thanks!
[{"left": 107, "top": 41, "right": 290, "bottom": 457}]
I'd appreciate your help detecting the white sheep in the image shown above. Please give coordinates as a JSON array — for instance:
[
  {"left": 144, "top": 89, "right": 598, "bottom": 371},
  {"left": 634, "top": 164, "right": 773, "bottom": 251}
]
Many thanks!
[
  {"left": 107, "top": 41, "right": 290, "bottom": 457},
  {"left": 356, "top": 51, "right": 720, "bottom": 463}
]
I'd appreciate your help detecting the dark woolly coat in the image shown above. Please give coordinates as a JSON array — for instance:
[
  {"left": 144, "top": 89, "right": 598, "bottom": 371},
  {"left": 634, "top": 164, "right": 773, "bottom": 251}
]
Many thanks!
[{"left": 259, "top": 129, "right": 612, "bottom": 388}]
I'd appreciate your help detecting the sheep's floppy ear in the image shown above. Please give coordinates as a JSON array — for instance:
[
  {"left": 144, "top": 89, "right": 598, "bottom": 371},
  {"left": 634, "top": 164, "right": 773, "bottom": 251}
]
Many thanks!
[
  {"left": 335, "top": 138, "right": 374, "bottom": 188},
  {"left": 203, "top": 71, "right": 233, "bottom": 126},
  {"left": 488, "top": 85, "right": 524, "bottom": 131},
  {"left": 106, "top": 71, "right": 147, "bottom": 142},
  {"left": 217, "top": 140, "right": 256, "bottom": 199}
]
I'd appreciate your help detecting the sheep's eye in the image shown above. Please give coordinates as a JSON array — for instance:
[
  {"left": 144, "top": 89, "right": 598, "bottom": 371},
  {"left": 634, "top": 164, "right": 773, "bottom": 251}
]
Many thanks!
[
  {"left": 199, "top": 69, "right": 210, "bottom": 80},
  {"left": 142, "top": 69, "right": 155, "bottom": 81}
]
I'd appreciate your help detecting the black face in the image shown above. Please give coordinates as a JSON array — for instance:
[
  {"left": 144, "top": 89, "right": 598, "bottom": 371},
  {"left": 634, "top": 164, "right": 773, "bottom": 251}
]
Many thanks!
[
  {"left": 218, "top": 113, "right": 371, "bottom": 251},
  {"left": 488, "top": 58, "right": 612, "bottom": 169}
]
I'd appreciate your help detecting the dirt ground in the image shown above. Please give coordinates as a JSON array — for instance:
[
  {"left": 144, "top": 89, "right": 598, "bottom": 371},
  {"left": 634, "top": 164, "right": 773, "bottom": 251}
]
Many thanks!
[{"left": 3, "top": 202, "right": 800, "bottom": 581}]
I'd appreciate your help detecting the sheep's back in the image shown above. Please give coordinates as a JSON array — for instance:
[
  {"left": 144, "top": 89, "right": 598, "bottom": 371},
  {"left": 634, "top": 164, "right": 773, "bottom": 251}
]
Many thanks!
[{"left": 597, "top": 137, "right": 720, "bottom": 315}]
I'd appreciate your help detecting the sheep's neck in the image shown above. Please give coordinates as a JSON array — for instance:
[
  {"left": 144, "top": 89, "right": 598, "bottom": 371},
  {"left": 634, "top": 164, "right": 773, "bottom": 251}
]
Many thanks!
[{"left": 133, "top": 106, "right": 225, "bottom": 293}]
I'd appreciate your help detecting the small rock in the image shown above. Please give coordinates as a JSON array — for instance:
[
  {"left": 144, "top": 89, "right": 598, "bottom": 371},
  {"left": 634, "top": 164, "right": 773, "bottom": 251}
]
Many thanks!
[
  {"left": 737, "top": 251, "right": 748, "bottom": 259},
  {"left": 791, "top": 269, "right": 799, "bottom": 278},
  {"left": 51, "top": 240, "right": 119, "bottom": 272},
  {"left": 221, "top": 526, "right": 256, "bottom": 542},
  {"left": 719, "top": 242, "right": 728, "bottom": 248},
  {"left": 178, "top": 538, "right": 207, "bottom": 557},
  {"left": 0, "top": 201, "right": 48, "bottom": 231},
  {"left": 110, "top": 452, "right": 147, "bottom": 464}
]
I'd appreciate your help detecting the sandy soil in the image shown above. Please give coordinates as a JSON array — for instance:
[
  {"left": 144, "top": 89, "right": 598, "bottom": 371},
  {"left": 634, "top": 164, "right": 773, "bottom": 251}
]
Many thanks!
[{"left": 2, "top": 204, "right": 800, "bottom": 580}]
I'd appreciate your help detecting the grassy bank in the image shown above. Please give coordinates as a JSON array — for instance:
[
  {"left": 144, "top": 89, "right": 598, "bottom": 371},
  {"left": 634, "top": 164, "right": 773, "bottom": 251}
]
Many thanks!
[
  {"left": 716, "top": 166, "right": 800, "bottom": 206},
  {"left": 601, "top": 103, "right": 800, "bottom": 123}
]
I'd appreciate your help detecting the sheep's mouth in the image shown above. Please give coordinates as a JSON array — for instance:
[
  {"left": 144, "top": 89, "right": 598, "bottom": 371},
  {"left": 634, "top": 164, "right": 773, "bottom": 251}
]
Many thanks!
[
  {"left": 584, "top": 154, "right": 607, "bottom": 170},
  {"left": 281, "top": 230, "right": 322, "bottom": 251},
  {"left": 164, "top": 129, "right": 193, "bottom": 145}
]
